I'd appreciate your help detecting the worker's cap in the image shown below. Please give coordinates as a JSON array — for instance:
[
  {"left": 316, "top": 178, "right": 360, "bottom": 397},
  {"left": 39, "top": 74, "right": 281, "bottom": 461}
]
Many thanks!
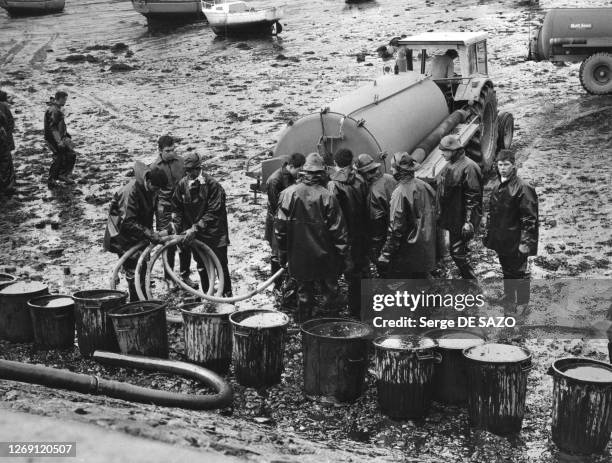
[
  {"left": 302, "top": 152, "right": 326, "bottom": 172},
  {"left": 439, "top": 134, "right": 463, "bottom": 151},
  {"left": 354, "top": 153, "right": 381, "bottom": 174},
  {"left": 391, "top": 152, "right": 420, "bottom": 171},
  {"left": 183, "top": 152, "right": 202, "bottom": 169}
]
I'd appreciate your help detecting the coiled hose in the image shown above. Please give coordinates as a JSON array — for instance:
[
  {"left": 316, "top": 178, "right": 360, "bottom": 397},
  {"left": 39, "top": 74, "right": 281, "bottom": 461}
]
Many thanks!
[
  {"left": 0, "top": 351, "right": 232, "bottom": 410},
  {"left": 110, "top": 237, "right": 285, "bottom": 304}
]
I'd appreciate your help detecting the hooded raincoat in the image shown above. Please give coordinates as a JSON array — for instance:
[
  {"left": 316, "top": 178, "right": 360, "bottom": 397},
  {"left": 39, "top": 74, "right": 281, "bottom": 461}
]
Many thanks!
[{"left": 275, "top": 172, "right": 349, "bottom": 281}]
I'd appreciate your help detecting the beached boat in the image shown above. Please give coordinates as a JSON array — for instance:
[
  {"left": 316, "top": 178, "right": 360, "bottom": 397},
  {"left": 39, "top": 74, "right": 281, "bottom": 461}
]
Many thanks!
[
  {"left": 130, "top": 0, "right": 202, "bottom": 21},
  {"left": 0, "top": 0, "right": 64, "bottom": 16},
  {"left": 201, "top": 1, "right": 284, "bottom": 36}
]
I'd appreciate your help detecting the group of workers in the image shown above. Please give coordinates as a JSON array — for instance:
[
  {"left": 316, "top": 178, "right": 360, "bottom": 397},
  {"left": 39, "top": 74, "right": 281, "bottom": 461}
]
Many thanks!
[
  {"left": 266, "top": 136, "right": 539, "bottom": 322},
  {"left": 102, "top": 135, "right": 233, "bottom": 302},
  {"left": 0, "top": 87, "right": 540, "bottom": 323}
]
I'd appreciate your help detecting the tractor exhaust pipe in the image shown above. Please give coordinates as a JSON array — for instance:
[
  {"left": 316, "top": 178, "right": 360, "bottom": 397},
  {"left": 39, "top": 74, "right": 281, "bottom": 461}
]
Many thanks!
[{"left": 411, "top": 109, "right": 469, "bottom": 163}]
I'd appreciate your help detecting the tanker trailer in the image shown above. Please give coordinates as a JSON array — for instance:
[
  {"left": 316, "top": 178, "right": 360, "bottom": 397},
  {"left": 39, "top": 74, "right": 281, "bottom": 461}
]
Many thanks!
[
  {"left": 528, "top": 8, "right": 612, "bottom": 94},
  {"left": 246, "top": 32, "right": 514, "bottom": 189}
]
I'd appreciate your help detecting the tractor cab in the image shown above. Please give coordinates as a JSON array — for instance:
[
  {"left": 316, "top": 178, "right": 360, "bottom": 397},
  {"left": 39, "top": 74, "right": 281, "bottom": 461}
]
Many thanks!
[{"left": 397, "top": 32, "right": 490, "bottom": 110}]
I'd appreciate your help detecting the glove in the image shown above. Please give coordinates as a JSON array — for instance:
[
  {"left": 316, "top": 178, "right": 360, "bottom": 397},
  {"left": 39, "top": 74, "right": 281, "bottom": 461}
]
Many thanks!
[
  {"left": 461, "top": 222, "right": 475, "bottom": 241},
  {"left": 148, "top": 232, "right": 163, "bottom": 245},
  {"left": 278, "top": 252, "right": 288, "bottom": 269},
  {"left": 377, "top": 253, "right": 391, "bottom": 270},
  {"left": 184, "top": 227, "right": 197, "bottom": 244},
  {"left": 518, "top": 244, "right": 530, "bottom": 256}
]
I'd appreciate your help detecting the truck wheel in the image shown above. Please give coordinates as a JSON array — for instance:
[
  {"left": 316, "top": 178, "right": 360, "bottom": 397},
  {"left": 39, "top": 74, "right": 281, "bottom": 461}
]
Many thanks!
[
  {"left": 465, "top": 84, "right": 498, "bottom": 172},
  {"left": 579, "top": 53, "right": 612, "bottom": 95},
  {"left": 496, "top": 112, "right": 514, "bottom": 152}
]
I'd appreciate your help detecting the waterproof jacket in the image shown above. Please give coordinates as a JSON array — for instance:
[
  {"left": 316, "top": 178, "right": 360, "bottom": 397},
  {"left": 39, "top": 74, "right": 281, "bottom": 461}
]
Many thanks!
[
  {"left": 328, "top": 166, "right": 369, "bottom": 266},
  {"left": 367, "top": 172, "right": 397, "bottom": 254},
  {"left": 264, "top": 165, "right": 295, "bottom": 252},
  {"left": 436, "top": 153, "right": 482, "bottom": 233},
  {"left": 0, "top": 101, "right": 15, "bottom": 151},
  {"left": 484, "top": 171, "right": 539, "bottom": 256},
  {"left": 151, "top": 152, "right": 185, "bottom": 208},
  {"left": 381, "top": 176, "right": 438, "bottom": 273},
  {"left": 275, "top": 172, "right": 349, "bottom": 281},
  {"left": 44, "top": 101, "right": 70, "bottom": 153},
  {"left": 171, "top": 174, "right": 230, "bottom": 248},
  {"left": 103, "top": 161, "right": 157, "bottom": 254}
]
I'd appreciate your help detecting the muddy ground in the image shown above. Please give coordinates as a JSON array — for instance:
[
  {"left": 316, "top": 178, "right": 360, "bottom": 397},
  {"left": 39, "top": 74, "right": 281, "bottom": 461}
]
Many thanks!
[{"left": 1, "top": 0, "right": 611, "bottom": 461}]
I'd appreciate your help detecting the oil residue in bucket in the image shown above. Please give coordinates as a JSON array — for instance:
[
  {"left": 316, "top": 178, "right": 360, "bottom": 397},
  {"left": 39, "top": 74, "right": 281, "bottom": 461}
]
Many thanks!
[
  {"left": 376, "top": 335, "right": 435, "bottom": 350},
  {"left": 34, "top": 297, "right": 75, "bottom": 308},
  {"left": 189, "top": 303, "right": 235, "bottom": 315},
  {"left": 238, "top": 312, "right": 288, "bottom": 328},
  {"left": 308, "top": 321, "right": 370, "bottom": 339},
  {"left": 436, "top": 331, "right": 484, "bottom": 350},
  {"left": 562, "top": 365, "right": 612, "bottom": 382},
  {"left": 464, "top": 343, "right": 529, "bottom": 362}
]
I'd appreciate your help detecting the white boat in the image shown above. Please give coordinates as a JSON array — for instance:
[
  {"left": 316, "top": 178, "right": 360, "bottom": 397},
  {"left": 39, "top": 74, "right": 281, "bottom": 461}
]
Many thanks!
[
  {"left": 131, "top": 0, "right": 202, "bottom": 21},
  {"left": 0, "top": 0, "right": 64, "bottom": 16},
  {"left": 201, "top": 1, "right": 284, "bottom": 36}
]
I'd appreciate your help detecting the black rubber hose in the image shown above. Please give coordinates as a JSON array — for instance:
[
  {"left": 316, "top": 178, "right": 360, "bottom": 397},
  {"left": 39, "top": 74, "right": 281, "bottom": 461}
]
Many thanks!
[{"left": 0, "top": 352, "right": 232, "bottom": 410}]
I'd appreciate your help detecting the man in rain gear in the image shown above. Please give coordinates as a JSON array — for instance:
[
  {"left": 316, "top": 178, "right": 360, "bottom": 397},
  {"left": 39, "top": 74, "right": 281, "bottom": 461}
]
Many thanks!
[
  {"left": 151, "top": 135, "right": 195, "bottom": 288},
  {"left": 264, "top": 152, "right": 305, "bottom": 288},
  {"left": 484, "top": 149, "right": 539, "bottom": 310},
  {"left": 0, "top": 90, "right": 16, "bottom": 196},
  {"left": 328, "top": 148, "right": 368, "bottom": 317},
  {"left": 354, "top": 153, "right": 397, "bottom": 276},
  {"left": 104, "top": 161, "right": 169, "bottom": 301},
  {"left": 171, "top": 152, "right": 232, "bottom": 297},
  {"left": 377, "top": 152, "right": 437, "bottom": 279},
  {"left": 275, "top": 153, "right": 350, "bottom": 322},
  {"left": 436, "top": 134, "right": 483, "bottom": 279},
  {"left": 44, "top": 91, "right": 77, "bottom": 188}
]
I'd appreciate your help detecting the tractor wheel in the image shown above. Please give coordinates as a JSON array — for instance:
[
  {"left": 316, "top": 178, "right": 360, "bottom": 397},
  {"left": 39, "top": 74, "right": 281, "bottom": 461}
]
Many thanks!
[
  {"left": 496, "top": 111, "right": 514, "bottom": 152},
  {"left": 465, "top": 84, "right": 498, "bottom": 172},
  {"left": 579, "top": 53, "right": 612, "bottom": 95}
]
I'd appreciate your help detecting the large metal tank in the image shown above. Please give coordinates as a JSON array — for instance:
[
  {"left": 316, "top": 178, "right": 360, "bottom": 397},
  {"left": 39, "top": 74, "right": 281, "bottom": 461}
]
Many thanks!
[
  {"left": 272, "top": 72, "right": 449, "bottom": 171},
  {"left": 530, "top": 8, "right": 612, "bottom": 61}
]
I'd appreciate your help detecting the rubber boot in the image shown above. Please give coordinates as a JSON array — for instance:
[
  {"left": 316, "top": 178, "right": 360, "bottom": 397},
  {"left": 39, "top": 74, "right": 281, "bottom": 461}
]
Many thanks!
[
  {"left": 516, "top": 277, "right": 531, "bottom": 305},
  {"left": 198, "top": 268, "right": 210, "bottom": 294},
  {"left": 609, "top": 342, "right": 612, "bottom": 363},
  {"left": 502, "top": 279, "right": 517, "bottom": 304}
]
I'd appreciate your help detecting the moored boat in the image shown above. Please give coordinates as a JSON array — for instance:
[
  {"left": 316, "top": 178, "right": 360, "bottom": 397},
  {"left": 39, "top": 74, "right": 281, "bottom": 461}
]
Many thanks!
[
  {"left": 201, "top": 1, "right": 283, "bottom": 36},
  {"left": 0, "top": 0, "right": 64, "bottom": 16},
  {"left": 130, "top": 0, "right": 203, "bottom": 21}
]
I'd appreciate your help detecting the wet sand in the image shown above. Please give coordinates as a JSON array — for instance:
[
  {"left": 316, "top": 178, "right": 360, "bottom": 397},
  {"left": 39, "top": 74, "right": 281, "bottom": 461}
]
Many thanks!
[{"left": 1, "top": 0, "right": 612, "bottom": 461}]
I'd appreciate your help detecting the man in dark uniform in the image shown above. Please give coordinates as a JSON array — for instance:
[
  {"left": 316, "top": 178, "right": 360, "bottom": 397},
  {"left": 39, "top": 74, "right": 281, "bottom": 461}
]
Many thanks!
[
  {"left": 0, "top": 90, "right": 16, "bottom": 196},
  {"left": 354, "top": 153, "right": 397, "bottom": 276},
  {"left": 275, "top": 153, "right": 350, "bottom": 322},
  {"left": 104, "top": 161, "right": 169, "bottom": 301},
  {"left": 436, "top": 134, "right": 483, "bottom": 279},
  {"left": 264, "top": 152, "right": 305, "bottom": 288},
  {"left": 171, "top": 152, "right": 233, "bottom": 297},
  {"left": 44, "top": 91, "right": 77, "bottom": 188},
  {"left": 377, "top": 152, "right": 437, "bottom": 279},
  {"left": 328, "top": 148, "right": 368, "bottom": 317},
  {"left": 151, "top": 135, "right": 194, "bottom": 288},
  {"left": 484, "top": 150, "right": 539, "bottom": 310}
]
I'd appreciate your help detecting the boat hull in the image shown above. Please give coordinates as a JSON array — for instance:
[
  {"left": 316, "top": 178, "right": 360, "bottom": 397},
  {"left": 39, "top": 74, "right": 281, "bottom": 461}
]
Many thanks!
[
  {"left": 131, "top": 0, "right": 202, "bottom": 20},
  {"left": 203, "top": 6, "right": 283, "bottom": 36},
  {"left": 0, "top": 0, "right": 64, "bottom": 16}
]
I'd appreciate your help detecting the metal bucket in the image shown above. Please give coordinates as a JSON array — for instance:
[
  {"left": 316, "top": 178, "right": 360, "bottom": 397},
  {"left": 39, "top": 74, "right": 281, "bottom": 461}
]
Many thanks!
[
  {"left": 181, "top": 302, "right": 236, "bottom": 374},
  {"left": 464, "top": 343, "right": 532, "bottom": 435},
  {"left": 108, "top": 300, "right": 169, "bottom": 358},
  {"left": 230, "top": 309, "right": 289, "bottom": 388},
  {"left": 72, "top": 290, "right": 127, "bottom": 357},
  {"left": 27, "top": 295, "right": 75, "bottom": 349},
  {"left": 0, "top": 273, "right": 17, "bottom": 290},
  {"left": 301, "top": 318, "right": 372, "bottom": 402},
  {"left": 0, "top": 281, "right": 48, "bottom": 342},
  {"left": 425, "top": 329, "right": 486, "bottom": 404},
  {"left": 373, "top": 335, "right": 441, "bottom": 419},
  {"left": 549, "top": 357, "right": 612, "bottom": 456}
]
